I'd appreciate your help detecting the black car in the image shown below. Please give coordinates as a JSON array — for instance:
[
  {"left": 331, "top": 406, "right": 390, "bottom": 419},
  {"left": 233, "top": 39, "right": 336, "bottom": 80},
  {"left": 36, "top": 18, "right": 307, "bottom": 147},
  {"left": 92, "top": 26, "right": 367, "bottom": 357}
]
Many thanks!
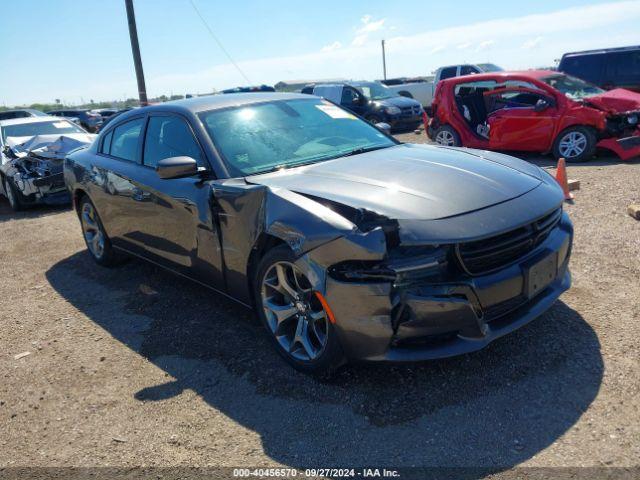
[
  {"left": 0, "top": 109, "right": 48, "bottom": 120},
  {"left": 64, "top": 93, "right": 573, "bottom": 376},
  {"left": 302, "top": 82, "right": 423, "bottom": 131},
  {"left": 46, "top": 109, "right": 103, "bottom": 132},
  {"left": 221, "top": 85, "right": 276, "bottom": 94},
  {"left": 559, "top": 45, "right": 640, "bottom": 92}
]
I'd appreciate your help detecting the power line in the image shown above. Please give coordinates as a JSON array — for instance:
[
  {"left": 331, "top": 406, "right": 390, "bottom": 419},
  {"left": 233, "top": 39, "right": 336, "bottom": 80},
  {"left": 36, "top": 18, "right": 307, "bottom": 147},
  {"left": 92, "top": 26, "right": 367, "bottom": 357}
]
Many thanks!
[{"left": 188, "top": 0, "right": 252, "bottom": 85}]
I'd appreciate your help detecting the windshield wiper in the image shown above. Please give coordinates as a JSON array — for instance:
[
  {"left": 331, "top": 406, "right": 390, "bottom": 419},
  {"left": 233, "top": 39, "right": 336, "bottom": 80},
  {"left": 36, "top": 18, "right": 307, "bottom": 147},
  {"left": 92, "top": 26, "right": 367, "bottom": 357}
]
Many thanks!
[
  {"left": 333, "top": 144, "right": 392, "bottom": 159},
  {"left": 250, "top": 145, "right": 393, "bottom": 175}
]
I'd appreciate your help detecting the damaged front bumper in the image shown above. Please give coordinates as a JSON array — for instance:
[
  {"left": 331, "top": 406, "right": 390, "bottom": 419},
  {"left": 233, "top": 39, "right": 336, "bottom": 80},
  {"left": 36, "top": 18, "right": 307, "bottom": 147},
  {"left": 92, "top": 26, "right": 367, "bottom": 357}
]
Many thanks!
[
  {"left": 597, "top": 133, "right": 640, "bottom": 161},
  {"left": 4, "top": 165, "right": 70, "bottom": 205},
  {"left": 317, "top": 211, "right": 573, "bottom": 362}
]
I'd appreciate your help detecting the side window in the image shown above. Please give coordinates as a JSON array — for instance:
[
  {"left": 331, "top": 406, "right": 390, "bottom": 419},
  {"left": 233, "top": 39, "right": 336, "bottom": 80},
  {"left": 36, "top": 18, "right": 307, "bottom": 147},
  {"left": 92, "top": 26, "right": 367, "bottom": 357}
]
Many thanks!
[
  {"left": 101, "top": 130, "right": 114, "bottom": 154},
  {"left": 110, "top": 118, "right": 144, "bottom": 162},
  {"left": 561, "top": 54, "right": 604, "bottom": 84},
  {"left": 606, "top": 51, "right": 640, "bottom": 83},
  {"left": 341, "top": 88, "right": 358, "bottom": 105},
  {"left": 460, "top": 65, "right": 479, "bottom": 75},
  {"left": 439, "top": 67, "right": 457, "bottom": 80},
  {"left": 143, "top": 116, "right": 204, "bottom": 168}
]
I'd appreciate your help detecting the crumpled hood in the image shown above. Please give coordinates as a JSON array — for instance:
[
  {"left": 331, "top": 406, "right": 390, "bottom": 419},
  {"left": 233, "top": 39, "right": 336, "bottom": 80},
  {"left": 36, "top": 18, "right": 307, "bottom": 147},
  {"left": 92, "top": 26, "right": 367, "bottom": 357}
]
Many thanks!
[
  {"left": 247, "top": 144, "right": 542, "bottom": 221},
  {"left": 6, "top": 133, "right": 96, "bottom": 159},
  {"left": 585, "top": 88, "right": 640, "bottom": 113}
]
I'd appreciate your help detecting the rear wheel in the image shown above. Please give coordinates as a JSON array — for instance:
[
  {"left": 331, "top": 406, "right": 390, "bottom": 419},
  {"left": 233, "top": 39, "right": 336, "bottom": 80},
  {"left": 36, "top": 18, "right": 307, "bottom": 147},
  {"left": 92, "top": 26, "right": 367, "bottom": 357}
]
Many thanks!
[
  {"left": 79, "top": 197, "right": 120, "bottom": 267},
  {"left": 552, "top": 126, "right": 596, "bottom": 163},
  {"left": 3, "top": 176, "right": 25, "bottom": 211},
  {"left": 254, "top": 245, "right": 345, "bottom": 377},
  {"left": 433, "top": 125, "right": 461, "bottom": 146}
]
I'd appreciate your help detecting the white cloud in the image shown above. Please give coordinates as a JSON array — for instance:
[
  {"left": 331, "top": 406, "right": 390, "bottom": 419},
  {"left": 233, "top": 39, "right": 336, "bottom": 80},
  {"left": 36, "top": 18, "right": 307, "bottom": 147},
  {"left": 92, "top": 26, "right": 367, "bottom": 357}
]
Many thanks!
[
  {"left": 143, "top": 1, "right": 640, "bottom": 96},
  {"left": 476, "top": 40, "right": 495, "bottom": 51},
  {"left": 352, "top": 15, "right": 386, "bottom": 46},
  {"left": 31, "top": 0, "right": 636, "bottom": 103},
  {"left": 522, "top": 36, "right": 544, "bottom": 49},
  {"left": 321, "top": 41, "right": 342, "bottom": 52}
]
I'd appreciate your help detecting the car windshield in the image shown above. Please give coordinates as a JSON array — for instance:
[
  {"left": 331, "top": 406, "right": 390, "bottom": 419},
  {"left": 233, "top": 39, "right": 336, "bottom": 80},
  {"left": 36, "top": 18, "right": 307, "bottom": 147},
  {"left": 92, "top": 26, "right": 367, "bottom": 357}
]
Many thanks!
[
  {"left": 351, "top": 82, "right": 394, "bottom": 100},
  {"left": 1, "top": 120, "right": 85, "bottom": 141},
  {"left": 541, "top": 73, "right": 604, "bottom": 100},
  {"left": 199, "top": 98, "right": 396, "bottom": 176},
  {"left": 477, "top": 63, "right": 504, "bottom": 72}
]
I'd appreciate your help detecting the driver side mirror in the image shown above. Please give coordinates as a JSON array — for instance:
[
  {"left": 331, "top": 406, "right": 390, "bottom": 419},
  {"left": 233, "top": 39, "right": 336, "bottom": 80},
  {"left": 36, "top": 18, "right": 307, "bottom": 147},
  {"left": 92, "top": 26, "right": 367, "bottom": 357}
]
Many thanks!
[
  {"left": 534, "top": 98, "right": 551, "bottom": 112},
  {"left": 156, "top": 156, "right": 198, "bottom": 179}
]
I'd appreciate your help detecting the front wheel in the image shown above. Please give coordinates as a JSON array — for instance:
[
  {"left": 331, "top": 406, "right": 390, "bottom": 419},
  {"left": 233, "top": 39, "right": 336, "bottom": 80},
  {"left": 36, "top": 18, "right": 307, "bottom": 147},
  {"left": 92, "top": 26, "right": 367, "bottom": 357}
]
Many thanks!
[
  {"left": 3, "top": 176, "right": 25, "bottom": 211},
  {"left": 433, "top": 125, "right": 461, "bottom": 146},
  {"left": 254, "top": 245, "right": 345, "bottom": 377},
  {"left": 552, "top": 126, "right": 596, "bottom": 163}
]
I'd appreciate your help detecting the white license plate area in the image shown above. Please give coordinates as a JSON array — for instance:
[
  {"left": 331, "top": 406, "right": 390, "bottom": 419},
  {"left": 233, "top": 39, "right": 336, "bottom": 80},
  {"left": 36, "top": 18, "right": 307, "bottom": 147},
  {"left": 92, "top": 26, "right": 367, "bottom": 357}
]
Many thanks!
[{"left": 526, "top": 253, "right": 558, "bottom": 298}]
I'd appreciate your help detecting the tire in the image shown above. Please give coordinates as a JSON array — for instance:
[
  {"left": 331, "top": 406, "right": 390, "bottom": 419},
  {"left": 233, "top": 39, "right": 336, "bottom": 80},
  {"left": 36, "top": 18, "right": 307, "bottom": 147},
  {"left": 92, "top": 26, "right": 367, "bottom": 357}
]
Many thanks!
[
  {"left": 433, "top": 125, "right": 461, "bottom": 146},
  {"left": 3, "top": 176, "right": 26, "bottom": 211},
  {"left": 253, "top": 245, "right": 346, "bottom": 377},
  {"left": 552, "top": 126, "right": 596, "bottom": 163},
  {"left": 78, "top": 196, "right": 121, "bottom": 267},
  {"left": 364, "top": 113, "right": 383, "bottom": 125}
]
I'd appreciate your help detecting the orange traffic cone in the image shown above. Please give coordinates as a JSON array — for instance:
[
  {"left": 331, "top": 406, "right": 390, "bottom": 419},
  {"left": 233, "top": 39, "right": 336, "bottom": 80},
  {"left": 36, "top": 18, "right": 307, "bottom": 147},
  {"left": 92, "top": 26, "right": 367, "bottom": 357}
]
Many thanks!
[
  {"left": 555, "top": 157, "right": 573, "bottom": 201},
  {"left": 422, "top": 110, "right": 430, "bottom": 136}
]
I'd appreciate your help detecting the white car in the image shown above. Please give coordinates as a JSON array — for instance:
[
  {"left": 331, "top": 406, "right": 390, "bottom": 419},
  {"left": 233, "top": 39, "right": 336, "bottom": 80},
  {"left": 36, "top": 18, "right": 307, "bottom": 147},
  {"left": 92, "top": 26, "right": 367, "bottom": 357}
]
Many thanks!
[
  {"left": 383, "top": 63, "right": 503, "bottom": 109},
  {"left": 0, "top": 116, "right": 95, "bottom": 210}
]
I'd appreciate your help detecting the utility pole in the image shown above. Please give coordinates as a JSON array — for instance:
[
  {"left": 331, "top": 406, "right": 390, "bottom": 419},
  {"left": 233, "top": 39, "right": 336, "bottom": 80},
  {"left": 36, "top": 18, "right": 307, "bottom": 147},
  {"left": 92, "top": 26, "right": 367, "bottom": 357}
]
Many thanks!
[
  {"left": 125, "top": 0, "right": 148, "bottom": 105},
  {"left": 381, "top": 39, "right": 387, "bottom": 80}
]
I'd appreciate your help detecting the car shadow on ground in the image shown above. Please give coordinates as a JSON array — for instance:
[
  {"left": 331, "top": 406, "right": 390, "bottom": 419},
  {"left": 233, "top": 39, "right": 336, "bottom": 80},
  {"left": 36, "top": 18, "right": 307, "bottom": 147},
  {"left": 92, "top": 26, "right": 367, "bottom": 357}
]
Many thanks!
[
  {"left": 46, "top": 251, "right": 603, "bottom": 473},
  {"left": 0, "top": 197, "right": 71, "bottom": 222}
]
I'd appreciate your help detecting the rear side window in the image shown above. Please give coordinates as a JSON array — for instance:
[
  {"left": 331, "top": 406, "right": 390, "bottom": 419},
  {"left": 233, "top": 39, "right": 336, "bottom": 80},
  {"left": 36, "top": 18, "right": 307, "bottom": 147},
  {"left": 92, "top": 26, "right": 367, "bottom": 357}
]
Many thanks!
[
  {"left": 605, "top": 51, "right": 640, "bottom": 84},
  {"left": 101, "top": 130, "right": 114, "bottom": 154},
  {"left": 143, "top": 116, "right": 204, "bottom": 168},
  {"left": 439, "top": 67, "right": 457, "bottom": 80},
  {"left": 110, "top": 118, "right": 144, "bottom": 162},
  {"left": 560, "top": 54, "right": 604, "bottom": 84},
  {"left": 460, "top": 65, "right": 479, "bottom": 75}
]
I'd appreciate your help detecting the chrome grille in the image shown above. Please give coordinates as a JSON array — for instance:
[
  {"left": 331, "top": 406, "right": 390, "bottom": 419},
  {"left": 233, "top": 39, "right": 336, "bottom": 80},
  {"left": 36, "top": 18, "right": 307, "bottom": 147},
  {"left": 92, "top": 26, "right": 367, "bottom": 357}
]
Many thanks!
[
  {"left": 456, "top": 208, "right": 562, "bottom": 275},
  {"left": 400, "top": 105, "right": 421, "bottom": 118}
]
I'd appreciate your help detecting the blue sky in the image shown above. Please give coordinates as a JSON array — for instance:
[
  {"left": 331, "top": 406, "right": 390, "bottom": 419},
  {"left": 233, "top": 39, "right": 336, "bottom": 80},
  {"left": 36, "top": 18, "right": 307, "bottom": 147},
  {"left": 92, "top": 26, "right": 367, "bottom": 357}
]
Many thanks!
[{"left": 2, "top": 0, "right": 639, "bottom": 106}]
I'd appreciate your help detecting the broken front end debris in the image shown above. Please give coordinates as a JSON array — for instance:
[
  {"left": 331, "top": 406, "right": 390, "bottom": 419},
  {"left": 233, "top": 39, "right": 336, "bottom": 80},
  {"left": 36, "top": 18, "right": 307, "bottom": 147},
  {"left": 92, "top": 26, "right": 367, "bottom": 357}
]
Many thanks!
[{"left": 1, "top": 134, "right": 95, "bottom": 206}]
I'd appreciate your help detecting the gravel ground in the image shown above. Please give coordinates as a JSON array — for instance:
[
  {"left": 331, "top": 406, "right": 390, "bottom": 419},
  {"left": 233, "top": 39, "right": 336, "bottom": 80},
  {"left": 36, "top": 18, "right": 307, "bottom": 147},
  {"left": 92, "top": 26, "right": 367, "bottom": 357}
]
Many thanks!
[{"left": 1, "top": 134, "right": 639, "bottom": 476}]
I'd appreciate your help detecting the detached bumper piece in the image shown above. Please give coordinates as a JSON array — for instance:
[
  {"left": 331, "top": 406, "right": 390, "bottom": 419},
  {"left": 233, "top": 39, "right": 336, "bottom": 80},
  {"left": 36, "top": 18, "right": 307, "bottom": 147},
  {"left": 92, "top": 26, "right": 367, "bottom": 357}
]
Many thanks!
[
  {"left": 597, "top": 133, "right": 640, "bottom": 160},
  {"left": 329, "top": 211, "right": 573, "bottom": 362}
]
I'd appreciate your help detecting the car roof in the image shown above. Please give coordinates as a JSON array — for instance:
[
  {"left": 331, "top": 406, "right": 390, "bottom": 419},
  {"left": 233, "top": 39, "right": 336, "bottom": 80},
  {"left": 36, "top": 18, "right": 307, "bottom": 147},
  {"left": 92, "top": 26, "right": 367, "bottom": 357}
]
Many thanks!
[
  {"left": 0, "top": 115, "right": 65, "bottom": 127},
  {"left": 442, "top": 70, "right": 557, "bottom": 84},
  {"left": 1, "top": 108, "right": 43, "bottom": 114},
  {"left": 112, "top": 92, "right": 310, "bottom": 122},
  {"left": 562, "top": 45, "right": 640, "bottom": 57}
]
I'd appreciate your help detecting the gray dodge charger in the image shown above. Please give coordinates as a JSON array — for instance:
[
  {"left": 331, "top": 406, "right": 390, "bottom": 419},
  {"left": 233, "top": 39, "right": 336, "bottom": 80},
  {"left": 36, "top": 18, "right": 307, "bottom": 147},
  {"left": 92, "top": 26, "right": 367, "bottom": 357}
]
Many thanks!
[{"left": 64, "top": 93, "right": 572, "bottom": 376}]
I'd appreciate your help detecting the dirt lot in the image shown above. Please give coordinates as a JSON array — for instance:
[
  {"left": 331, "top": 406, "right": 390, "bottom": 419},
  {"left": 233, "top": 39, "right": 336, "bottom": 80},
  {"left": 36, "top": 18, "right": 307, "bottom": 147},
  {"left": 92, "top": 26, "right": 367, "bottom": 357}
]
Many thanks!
[{"left": 1, "top": 134, "right": 639, "bottom": 476}]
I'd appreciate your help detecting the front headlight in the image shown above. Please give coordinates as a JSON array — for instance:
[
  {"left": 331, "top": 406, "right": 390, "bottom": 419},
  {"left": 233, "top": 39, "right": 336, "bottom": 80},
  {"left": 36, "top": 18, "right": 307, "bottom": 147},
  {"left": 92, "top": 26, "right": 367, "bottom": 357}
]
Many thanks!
[
  {"left": 384, "top": 106, "right": 401, "bottom": 115},
  {"left": 627, "top": 114, "right": 638, "bottom": 125}
]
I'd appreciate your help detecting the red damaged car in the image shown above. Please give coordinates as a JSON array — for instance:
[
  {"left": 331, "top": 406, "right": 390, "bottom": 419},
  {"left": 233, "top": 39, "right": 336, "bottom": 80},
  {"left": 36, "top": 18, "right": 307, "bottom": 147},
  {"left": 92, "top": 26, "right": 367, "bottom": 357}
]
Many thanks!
[{"left": 428, "top": 70, "right": 640, "bottom": 162}]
